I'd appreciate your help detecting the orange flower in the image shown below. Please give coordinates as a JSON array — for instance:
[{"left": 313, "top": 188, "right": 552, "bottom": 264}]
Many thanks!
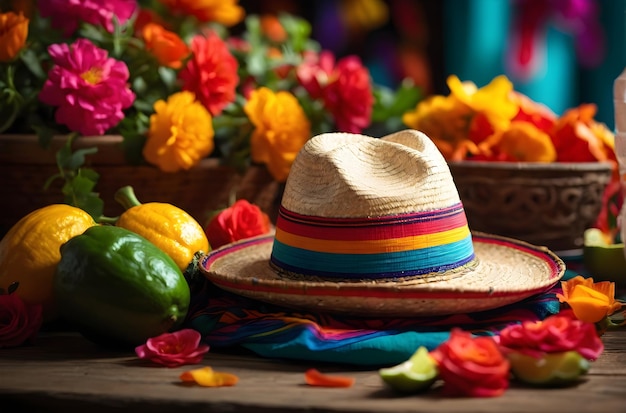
[
  {"left": 556, "top": 276, "right": 621, "bottom": 323},
  {"left": 511, "top": 91, "right": 557, "bottom": 133},
  {"left": 159, "top": 0, "right": 245, "bottom": 26},
  {"left": 143, "top": 91, "right": 214, "bottom": 172},
  {"left": 142, "top": 23, "right": 190, "bottom": 69},
  {"left": 550, "top": 104, "right": 616, "bottom": 163},
  {"left": 403, "top": 75, "right": 521, "bottom": 161},
  {"left": 480, "top": 121, "right": 557, "bottom": 162},
  {"left": 403, "top": 94, "right": 478, "bottom": 161},
  {"left": 447, "top": 74, "right": 518, "bottom": 135},
  {"left": 260, "top": 15, "right": 287, "bottom": 43},
  {"left": 0, "top": 11, "right": 29, "bottom": 62},
  {"left": 244, "top": 87, "right": 311, "bottom": 182}
]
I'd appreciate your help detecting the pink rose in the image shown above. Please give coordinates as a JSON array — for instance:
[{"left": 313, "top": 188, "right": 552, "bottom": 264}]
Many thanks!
[
  {"left": 498, "top": 310, "right": 604, "bottom": 361},
  {"left": 205, "top": 200, "right": 272, "bottom": 249},
  {"left": 135, "top": 329, "right": 210, "bottom": 368},
  {"left": 430, "top": 328, "right": 510, "bottom": 397},
  {"left": 0, "top": 290, "right": 43, "bottom": 348}
]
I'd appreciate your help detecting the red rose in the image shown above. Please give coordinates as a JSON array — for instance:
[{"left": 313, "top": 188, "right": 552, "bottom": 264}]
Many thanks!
[
  {"left": 0, "top": 291, "right": 43, "bottom": 348},
  {"left": 205, "top": 200, "right": 272, "bottom": 249},
  {"left": 322, "top": 55, "right": 373, "bottom": 133},
  {"left": 430, "top": 328, "right": 510, "bottom": 397},
  {"left": 135, "top": 329, "right": 210, "bottom": 368},
  {"left": 498, "top": 310, "right": 604, "bottom": 361}
]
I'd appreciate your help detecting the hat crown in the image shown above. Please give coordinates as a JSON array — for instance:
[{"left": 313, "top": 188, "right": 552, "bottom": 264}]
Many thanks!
[
  {"left": 271, "top": 130, "right": 475, "bottom": 281},
  {"left": 280, "top": 130, "right": 462, "bottom": 218}
]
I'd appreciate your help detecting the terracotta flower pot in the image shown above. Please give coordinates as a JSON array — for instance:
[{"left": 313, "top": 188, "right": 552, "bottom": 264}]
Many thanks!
[
  {"left": 0, "top": 134, "right": 281, "bottom": 235},
  {"left": 448, "top": 161, "right": 613, "bottom": 254}
]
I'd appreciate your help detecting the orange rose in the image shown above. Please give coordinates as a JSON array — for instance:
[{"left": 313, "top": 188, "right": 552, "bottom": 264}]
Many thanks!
[
  {"left": 556, "top": 276, "right": 621, "bottom": 323},
  {"left": 430, "top": 328, "right": 510, "bottom": 397}
]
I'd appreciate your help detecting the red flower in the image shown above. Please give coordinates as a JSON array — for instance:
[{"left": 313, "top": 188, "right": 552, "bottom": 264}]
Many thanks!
[
  {"left": 322, "top": 55, "right": 373, "bottom": 133},
  {"left": 205, "top": 200, "right": 271, "bottom": 249},
  {"left": 0, "top": 290, "right": 43, "bottom": 348},
  {"left": 430, "top": 328, "right": 510, "bottom": 397},
  {"left": 135, "top": 329, "right": 210, "bottom": 368},
  {"left": 179, "top": 32, "right": 238, "bottom": 116},
  {"left": 296, "top": 51, "right": 373, "bottom": 133},
  {"left": 498, "top": 311, "right": 604, "bottom": 361}
]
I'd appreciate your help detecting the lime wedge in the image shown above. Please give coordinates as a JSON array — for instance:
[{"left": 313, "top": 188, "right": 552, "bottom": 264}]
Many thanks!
[
  {"left": 583, "top": 228, "right": 611, "bottom": 247},
  {"left": 508, "top": 351, "right": 589, "bottom": 386},
  {"left": 379, "top": 346, "right": 438, "bottom": 393}
]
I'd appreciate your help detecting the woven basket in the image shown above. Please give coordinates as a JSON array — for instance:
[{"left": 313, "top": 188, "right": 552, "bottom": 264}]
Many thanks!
[
  {"left": 448, "top": 161, "right": 613, "bottom": 254},
  {"left": 0, "top": 134, "right": 281, "bottom": 235}
]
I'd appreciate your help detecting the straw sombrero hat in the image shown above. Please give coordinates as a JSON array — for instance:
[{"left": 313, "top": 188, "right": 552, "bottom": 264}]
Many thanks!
[{"left": 200, "top": 130, "right": 565, "bottom": 317}]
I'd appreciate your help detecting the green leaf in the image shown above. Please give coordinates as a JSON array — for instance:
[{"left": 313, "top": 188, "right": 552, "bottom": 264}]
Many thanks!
[
  {"left": 19, "top": 49, "right": 47, "bottom": 80},
  {"left": 34, "top": 126, "right": 58, "bottom": 149},
  {"left": 67, "top": 147, "right": 99, "bottom": 170}
]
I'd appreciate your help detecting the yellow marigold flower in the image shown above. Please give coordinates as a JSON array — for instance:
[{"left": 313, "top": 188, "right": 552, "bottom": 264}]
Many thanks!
[
  {"left": 402, "top": 94, "right": 478, "bottom": 161},
  {"left": 0, "top": 11, "right": 29, "bottom": 62},
  {"left": 143, "top": 91, "right": 214, "bottom": 172},
  {"left": 447, "top": 74, "right": 519, "bottom": 132},
  {"left": 244, "top": 87, "right": 311, "bottom": 182},
  {"left": 556, "top": 275, "right": 622, "bottom": 323}
]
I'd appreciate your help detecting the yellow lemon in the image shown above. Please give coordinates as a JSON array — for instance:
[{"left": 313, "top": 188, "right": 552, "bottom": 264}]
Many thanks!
[{"left": 0, "top": 204, "right": 96, "bottom": 320}]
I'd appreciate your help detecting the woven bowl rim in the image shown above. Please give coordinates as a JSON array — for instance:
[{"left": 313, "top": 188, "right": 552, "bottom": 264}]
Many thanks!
[{"left": 447, "top": 160, "right": 614, "bottom": 172}]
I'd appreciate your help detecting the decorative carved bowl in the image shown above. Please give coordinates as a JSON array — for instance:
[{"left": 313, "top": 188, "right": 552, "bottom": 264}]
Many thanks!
[{"left": 448, "top": 161, "right": 613, "bottom": 254}]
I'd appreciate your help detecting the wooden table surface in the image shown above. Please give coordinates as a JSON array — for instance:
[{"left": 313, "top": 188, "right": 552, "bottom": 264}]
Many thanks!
[{"left": 1, "top": 328, "right": 625, "bottom": 413}]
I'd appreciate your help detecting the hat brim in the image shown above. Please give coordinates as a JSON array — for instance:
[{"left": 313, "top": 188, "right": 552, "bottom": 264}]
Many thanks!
[{"left": 200, "top": 232, "right": 565, "bottom": 317}]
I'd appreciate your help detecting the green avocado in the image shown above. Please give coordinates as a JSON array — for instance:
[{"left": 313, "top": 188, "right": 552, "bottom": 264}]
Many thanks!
[{"left": 54, "top": 225, "right": 190, "bottom": 348}]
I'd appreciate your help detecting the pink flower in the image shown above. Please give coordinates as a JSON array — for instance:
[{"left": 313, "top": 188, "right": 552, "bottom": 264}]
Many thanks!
[
  {"left": 205, "top": 200, "right": 272, "bottom": 249},
  {"left": 135, "top": 329, "right": 210, "bottom": 368},
  {"left": 0, "top": 290, "right": 43, "bottom": 348},
  {"left": 38, "top": 38, "right": 135, "bottom": 136},
  {"left": 179, "top": 32, "right": 238, "bottom": 116},
  {"left": 296, "top": 50, "right": 335, "bottom": 100},
  {"left": 296, "top": 51, "right": 373, "bottom": 133},
  {"left": 38, "top": 0, "right": 137, "bottom": 36},
  {"left": 430, "top": 328, "right": 510, "bottom": 397},
  {"left": 498, "top": 311, "right": 604, "bottom": 361}
]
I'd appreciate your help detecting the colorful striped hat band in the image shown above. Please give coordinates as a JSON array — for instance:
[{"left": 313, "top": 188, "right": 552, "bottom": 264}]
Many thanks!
[{"left": 270, "top": 202, "right": 476, "bottom": 280}]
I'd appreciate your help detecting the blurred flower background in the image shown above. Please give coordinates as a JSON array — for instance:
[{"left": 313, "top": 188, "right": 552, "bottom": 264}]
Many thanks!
[
  {"left": 0, "top": 0, "right": 421, "bottom": 180},
  {"left": 0, "top": 0, "right": 622, "bottom": 240}
]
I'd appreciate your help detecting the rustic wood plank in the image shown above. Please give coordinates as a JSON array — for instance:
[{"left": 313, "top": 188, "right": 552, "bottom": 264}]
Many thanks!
[{"left": 1, "top": 330, "right": 625, "bottom": 413}]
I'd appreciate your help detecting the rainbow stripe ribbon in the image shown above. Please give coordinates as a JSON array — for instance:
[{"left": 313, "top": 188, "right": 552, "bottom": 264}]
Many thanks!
[{"left": 270, "top": 203, "right": 475, "bottom": 279}]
